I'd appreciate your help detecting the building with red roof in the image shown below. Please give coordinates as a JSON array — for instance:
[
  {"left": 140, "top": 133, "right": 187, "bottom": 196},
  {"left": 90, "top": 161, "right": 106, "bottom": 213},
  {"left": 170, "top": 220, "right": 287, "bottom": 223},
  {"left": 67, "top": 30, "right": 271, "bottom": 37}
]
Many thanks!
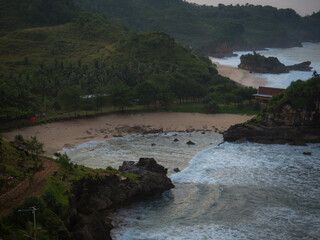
[{"left": 253, "top": 86, "right": 285, "bottom": 108}]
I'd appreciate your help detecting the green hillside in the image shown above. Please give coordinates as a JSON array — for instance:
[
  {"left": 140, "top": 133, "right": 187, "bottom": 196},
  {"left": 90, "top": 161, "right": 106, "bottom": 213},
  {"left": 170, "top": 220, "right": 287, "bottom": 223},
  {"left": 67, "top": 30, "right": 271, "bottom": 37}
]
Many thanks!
[
  {"left": 0, "top": 19, "right": 124, "bottom": 73},
  {"left": 73, "top": 0, "right": 320, "bottom": 55},
  {"left": 0, "top": 0, "right": 258, "bottom": 124},
  {"left": 0, "top": 0, "right": 77, "bottom": 34}
]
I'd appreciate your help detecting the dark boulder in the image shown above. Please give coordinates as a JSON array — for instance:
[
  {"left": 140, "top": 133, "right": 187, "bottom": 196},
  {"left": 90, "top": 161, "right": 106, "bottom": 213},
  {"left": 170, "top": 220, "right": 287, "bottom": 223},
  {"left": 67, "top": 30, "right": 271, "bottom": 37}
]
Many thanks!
[{"left": 186, "top": 140, "right": 195, "bottom": 145}]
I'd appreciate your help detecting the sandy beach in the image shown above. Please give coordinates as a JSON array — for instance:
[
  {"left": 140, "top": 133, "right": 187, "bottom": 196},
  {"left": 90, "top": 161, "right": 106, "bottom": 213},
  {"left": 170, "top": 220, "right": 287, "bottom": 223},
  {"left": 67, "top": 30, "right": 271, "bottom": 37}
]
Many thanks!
[
  {"left": 3, "top": 112, "right": 252, "bottom": 156},
  {"left": 214, "top": 62, "right": 267, "bottom": 88}
]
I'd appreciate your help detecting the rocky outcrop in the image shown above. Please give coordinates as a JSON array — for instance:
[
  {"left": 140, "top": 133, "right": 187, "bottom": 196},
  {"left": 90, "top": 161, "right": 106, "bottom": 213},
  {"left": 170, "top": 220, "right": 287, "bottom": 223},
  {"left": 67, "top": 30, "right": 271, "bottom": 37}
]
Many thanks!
[
  {"left": 224, "top": 124, "right": 320, "bottom": 145},
  {"left": 66, "top": 158, "right": 174, "bottom": 240},
  {"left": 286, "top": 61, "right": 312, "bottom": 72},
  {"left": 238, "top": 53, "right": 312, "bottom": 74},
  {"left": 224, "top": 103, "right": 320, "bottom": 145}
]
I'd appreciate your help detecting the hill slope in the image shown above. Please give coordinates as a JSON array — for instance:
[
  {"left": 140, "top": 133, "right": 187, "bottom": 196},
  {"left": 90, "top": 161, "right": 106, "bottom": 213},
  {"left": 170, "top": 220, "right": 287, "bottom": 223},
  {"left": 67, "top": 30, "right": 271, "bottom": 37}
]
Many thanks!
[
  {"left": 1, "top": 0, "right": 246, "bottom": 122},
  {"left": 73, "top": 0, "right": 320, "bottom": 55}
]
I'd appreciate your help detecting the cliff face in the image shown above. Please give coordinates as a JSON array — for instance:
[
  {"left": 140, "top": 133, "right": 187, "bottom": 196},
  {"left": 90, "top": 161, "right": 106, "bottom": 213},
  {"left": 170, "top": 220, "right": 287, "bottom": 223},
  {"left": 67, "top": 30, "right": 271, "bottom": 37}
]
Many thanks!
[
  {"left": 224, "top": 103, "right": 320, "bottom": 145},
  {"left": 66, "top": 158, "right": 174, "bottom": 240}
]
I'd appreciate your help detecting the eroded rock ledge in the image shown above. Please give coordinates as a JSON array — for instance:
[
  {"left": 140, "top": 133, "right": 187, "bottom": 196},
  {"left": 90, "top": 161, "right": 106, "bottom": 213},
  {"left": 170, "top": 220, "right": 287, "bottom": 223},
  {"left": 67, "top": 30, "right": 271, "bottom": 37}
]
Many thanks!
[
  {"left": 66, "top": 158, "right": 174, "bottom": 240},
  {"left": 223, "top": 123, "right": 320, "bottom": 145}
]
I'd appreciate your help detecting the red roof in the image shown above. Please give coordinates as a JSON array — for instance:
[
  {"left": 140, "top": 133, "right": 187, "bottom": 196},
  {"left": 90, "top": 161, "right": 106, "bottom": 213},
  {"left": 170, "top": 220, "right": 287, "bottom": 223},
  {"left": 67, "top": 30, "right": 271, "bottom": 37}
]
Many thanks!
[{"left": 258, "top": 87, "right": 285, "bottom": 96}]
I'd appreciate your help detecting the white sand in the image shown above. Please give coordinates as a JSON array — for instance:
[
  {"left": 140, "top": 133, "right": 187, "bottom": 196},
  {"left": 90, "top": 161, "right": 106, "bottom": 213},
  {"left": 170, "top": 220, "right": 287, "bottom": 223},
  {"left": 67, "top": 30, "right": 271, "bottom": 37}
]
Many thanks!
[{"left": 214, "top": 62, "right": 267, "bottom": 88}]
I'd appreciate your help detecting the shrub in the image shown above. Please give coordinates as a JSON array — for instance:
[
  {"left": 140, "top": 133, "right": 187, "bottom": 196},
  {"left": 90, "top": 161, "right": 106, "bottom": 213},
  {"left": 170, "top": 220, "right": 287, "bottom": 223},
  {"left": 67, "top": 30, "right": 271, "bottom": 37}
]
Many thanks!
[
  {"left": 42, "top": 190, "right": 63, "bottom": 216},
  {"left": 14, "top": 134, "right": 24, "bottom": 142},
  {"left": 202, "top": 95, "right": 212, "bottom": 104},
  {"left": 25, "top": 136, "right": 45, "bottom": 159},
  {"left": 252, "top": 101, "right": 260, "bottom": 111},
  {"left": 57, "top": 153, "right": 73, "bottom": 171},
  {"left": 41, "top": 209, "right": 70, "bottom": 239},
  {"left": 12, "top": 196, "right": 45, "bottom": 228},
  {"left": 206, "top": 100, "right": 219, "bottom": 113}
]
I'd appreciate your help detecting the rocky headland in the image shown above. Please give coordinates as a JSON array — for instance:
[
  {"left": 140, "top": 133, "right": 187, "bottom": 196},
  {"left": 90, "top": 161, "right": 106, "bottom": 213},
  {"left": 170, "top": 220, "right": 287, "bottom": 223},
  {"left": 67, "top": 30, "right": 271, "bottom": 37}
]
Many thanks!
[
  {"left": 224, "top": 122, "right": 320, "bottom": 145},
  {"left": 224, "top": 75, "right": 320, "bottom": 145},
  {"left": 66, "top": 158, "right": 174, "bottom": 240},
  {"left": 224, "top": 101, "right": 320, "bottom": 145},
  {"left": 238, "top": 52, "right": 312, "bottom": 74}
]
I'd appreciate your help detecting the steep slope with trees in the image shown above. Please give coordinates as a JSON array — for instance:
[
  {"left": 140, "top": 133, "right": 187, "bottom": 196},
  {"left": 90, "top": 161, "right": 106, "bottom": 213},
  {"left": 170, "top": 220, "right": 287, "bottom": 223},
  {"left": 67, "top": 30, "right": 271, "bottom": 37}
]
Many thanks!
[
  {"left": 224, "top": 73, "right": 320, "bottom": 144},
  {"left": 73, "top": 0, "right": 320, "bottom": 56}
]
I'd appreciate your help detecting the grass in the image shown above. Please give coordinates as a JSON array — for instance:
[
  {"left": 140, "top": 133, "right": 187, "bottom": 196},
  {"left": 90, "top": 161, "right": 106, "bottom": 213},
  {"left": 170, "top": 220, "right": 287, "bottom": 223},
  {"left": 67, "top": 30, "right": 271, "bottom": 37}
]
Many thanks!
[
  {"left": 168, "top": 103, "right": 208, "bottom": 113},
  {"left": 218, "top": 104, "right": 260, "bottom": 115},
  {"left": 0, "top": 22, "right": 122, "bottom": 73},
  {"left": 0, "top": 141, "right": 36, "bottom": 190},
  {"left": 1, "top": 102, "right": 259, "bottom": 132},
  {"left": 168, "top": 102, "right": 260, "bottom": 115}
]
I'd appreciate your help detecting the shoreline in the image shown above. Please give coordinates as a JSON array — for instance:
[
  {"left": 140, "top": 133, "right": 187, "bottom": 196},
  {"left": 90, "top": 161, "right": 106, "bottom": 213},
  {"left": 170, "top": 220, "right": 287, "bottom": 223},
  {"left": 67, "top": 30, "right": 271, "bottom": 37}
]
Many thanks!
[
  {"left": 213, "top": 62, "right": 267, "bottom": 88},
  {"left": 3, "top": 112, "right": 253, "bottom": 156}
]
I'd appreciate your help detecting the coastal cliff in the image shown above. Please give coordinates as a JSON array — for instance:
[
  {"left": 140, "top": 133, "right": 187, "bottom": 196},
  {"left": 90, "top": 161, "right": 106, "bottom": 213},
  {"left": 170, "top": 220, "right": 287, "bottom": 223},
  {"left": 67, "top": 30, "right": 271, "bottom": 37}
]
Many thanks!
[
  {"left": 238, "top": 52, "right": 312, "bottom": 74},
  {"left": 66, "top": 158, "right": 174, "bottom": 240},
  {"left": 224, "top": 74, "right": 320, "bottom": 144}
]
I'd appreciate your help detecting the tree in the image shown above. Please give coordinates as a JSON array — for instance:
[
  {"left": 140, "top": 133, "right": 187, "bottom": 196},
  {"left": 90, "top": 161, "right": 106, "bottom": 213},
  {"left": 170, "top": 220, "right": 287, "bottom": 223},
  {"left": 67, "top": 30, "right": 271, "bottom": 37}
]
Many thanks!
[
  {"left": 110, "top": 83, "right": 134, "bottom": 111},
  {"left": 206, "top": 100, "right": 219, "bottom": 113},
  {"left": 94, "top": 86, "right": 110, "bottom": 111},
  {"left": 58, "top": 87, "right": 81, "bottom": 116},
  {"left": 135, "top": 81, "right": 158, "bottom": 108},
  {"left": 25, "top": 136, "right": 45, "bottom": 160}
]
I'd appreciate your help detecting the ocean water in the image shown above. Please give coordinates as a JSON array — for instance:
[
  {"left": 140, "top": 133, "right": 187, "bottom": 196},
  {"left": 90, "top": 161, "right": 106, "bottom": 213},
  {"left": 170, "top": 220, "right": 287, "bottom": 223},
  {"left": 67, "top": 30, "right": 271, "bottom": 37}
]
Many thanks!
[
  {"left": 64, "top": 131, "right": 222, "bottom": 174},
  {"left": 66, "top": 133, "right": 320, "bottom": 240},
  {"left": 111, "top": 140, "right": 320, "bottom": 240},
  {"left": 211, "top": 42, "right": 320, "bottom": 88}
]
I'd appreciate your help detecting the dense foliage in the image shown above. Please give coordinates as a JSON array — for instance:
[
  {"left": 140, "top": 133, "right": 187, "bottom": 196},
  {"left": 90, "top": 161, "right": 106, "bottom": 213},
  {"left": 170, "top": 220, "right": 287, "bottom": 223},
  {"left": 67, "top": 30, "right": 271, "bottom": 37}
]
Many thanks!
[
  {"left": 73, "top": 0, "right": 320, "bottom": 54},
  {"left": 0, "top": 0, "right": 259, "bottom": 123},
  {"left": 0, "top": 0, "right": 77, "bottom": 33},
  {"left": 267, "top": 72, "right": 320, "bottom": 124}
]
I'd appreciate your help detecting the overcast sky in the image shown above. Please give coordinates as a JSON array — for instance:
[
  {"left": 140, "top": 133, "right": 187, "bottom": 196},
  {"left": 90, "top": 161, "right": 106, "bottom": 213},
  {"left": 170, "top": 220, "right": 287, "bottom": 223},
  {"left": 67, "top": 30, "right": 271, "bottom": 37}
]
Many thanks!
[{"left": 186, "top": 0, "right": 320, "bottom": 16}]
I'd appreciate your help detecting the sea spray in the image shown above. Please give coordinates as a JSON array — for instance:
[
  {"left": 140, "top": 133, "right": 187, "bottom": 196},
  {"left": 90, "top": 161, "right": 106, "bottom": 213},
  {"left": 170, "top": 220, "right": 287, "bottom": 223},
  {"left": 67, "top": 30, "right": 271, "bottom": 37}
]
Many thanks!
[
  {"left": 111, "top": 141, "right": 320, "bottom": 240},
  {"left": 64, "top": 131, "right": 222, "bottom": 174}
]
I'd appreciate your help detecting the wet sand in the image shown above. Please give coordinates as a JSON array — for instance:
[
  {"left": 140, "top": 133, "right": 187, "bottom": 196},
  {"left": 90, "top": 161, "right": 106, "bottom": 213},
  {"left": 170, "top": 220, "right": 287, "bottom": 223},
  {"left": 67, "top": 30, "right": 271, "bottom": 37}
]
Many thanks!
[{"left": 3, "top": 112, "right": 252, "bottom": 156}]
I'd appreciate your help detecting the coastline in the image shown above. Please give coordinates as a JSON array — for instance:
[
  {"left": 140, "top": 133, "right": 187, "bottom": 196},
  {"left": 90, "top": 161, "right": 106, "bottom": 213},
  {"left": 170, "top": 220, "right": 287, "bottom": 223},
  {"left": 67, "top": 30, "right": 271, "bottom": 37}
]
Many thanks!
[
  {"left": 3, "top": 112, "right": 252, "bottom": 156},
  {"left": 213, "top": 62, "right": 267, "bottom": 88}
]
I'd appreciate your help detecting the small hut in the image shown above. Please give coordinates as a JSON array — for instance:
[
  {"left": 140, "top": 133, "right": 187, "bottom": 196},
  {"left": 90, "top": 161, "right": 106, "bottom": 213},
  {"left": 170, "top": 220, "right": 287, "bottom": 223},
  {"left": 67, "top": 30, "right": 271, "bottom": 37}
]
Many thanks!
[{"left": 253, "top": 86, "right": 285, "bottom": 109}]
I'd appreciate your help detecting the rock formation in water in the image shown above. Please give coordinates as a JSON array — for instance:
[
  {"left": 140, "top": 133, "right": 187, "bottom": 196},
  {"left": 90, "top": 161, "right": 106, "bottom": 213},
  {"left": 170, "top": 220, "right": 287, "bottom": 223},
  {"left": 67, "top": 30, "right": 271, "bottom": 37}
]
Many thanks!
[
  {"left": 238, "top": 52, "right": 312, "bottom": 73},
  {"left": 66, "top": 158, "right": 174, "bottom": 240}
]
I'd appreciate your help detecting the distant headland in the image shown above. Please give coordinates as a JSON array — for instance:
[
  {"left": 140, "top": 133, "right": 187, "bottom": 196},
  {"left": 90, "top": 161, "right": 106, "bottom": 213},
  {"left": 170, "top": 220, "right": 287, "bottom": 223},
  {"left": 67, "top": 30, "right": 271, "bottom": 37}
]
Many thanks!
[{"left": 238, "top": 52, "right": 312, "bottom": 74}]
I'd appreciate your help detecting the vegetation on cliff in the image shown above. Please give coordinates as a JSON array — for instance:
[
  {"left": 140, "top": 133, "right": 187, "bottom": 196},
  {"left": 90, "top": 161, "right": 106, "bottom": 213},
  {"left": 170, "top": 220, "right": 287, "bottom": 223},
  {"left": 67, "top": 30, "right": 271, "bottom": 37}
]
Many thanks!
[
  {"left": 1, "top": 137, "right": 163, "bottom": 239},
  {"left": 267, "top": 72, "right": 320, "bottom": 125},
  {"left": 73, "top": 0, "right": 320, "bottom": 55},
  {"left": 224, "top": 73, "right": 320, "bottom": 144},
  {"left": 0, "top": 129, "right": 174, "bottom": 240}
]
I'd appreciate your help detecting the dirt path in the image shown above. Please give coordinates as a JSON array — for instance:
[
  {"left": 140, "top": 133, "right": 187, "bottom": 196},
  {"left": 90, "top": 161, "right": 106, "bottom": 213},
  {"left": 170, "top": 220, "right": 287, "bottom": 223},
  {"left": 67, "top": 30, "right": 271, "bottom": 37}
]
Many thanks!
[{"left": 0, "top": 159, "right": 58, "bottom": 217}]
